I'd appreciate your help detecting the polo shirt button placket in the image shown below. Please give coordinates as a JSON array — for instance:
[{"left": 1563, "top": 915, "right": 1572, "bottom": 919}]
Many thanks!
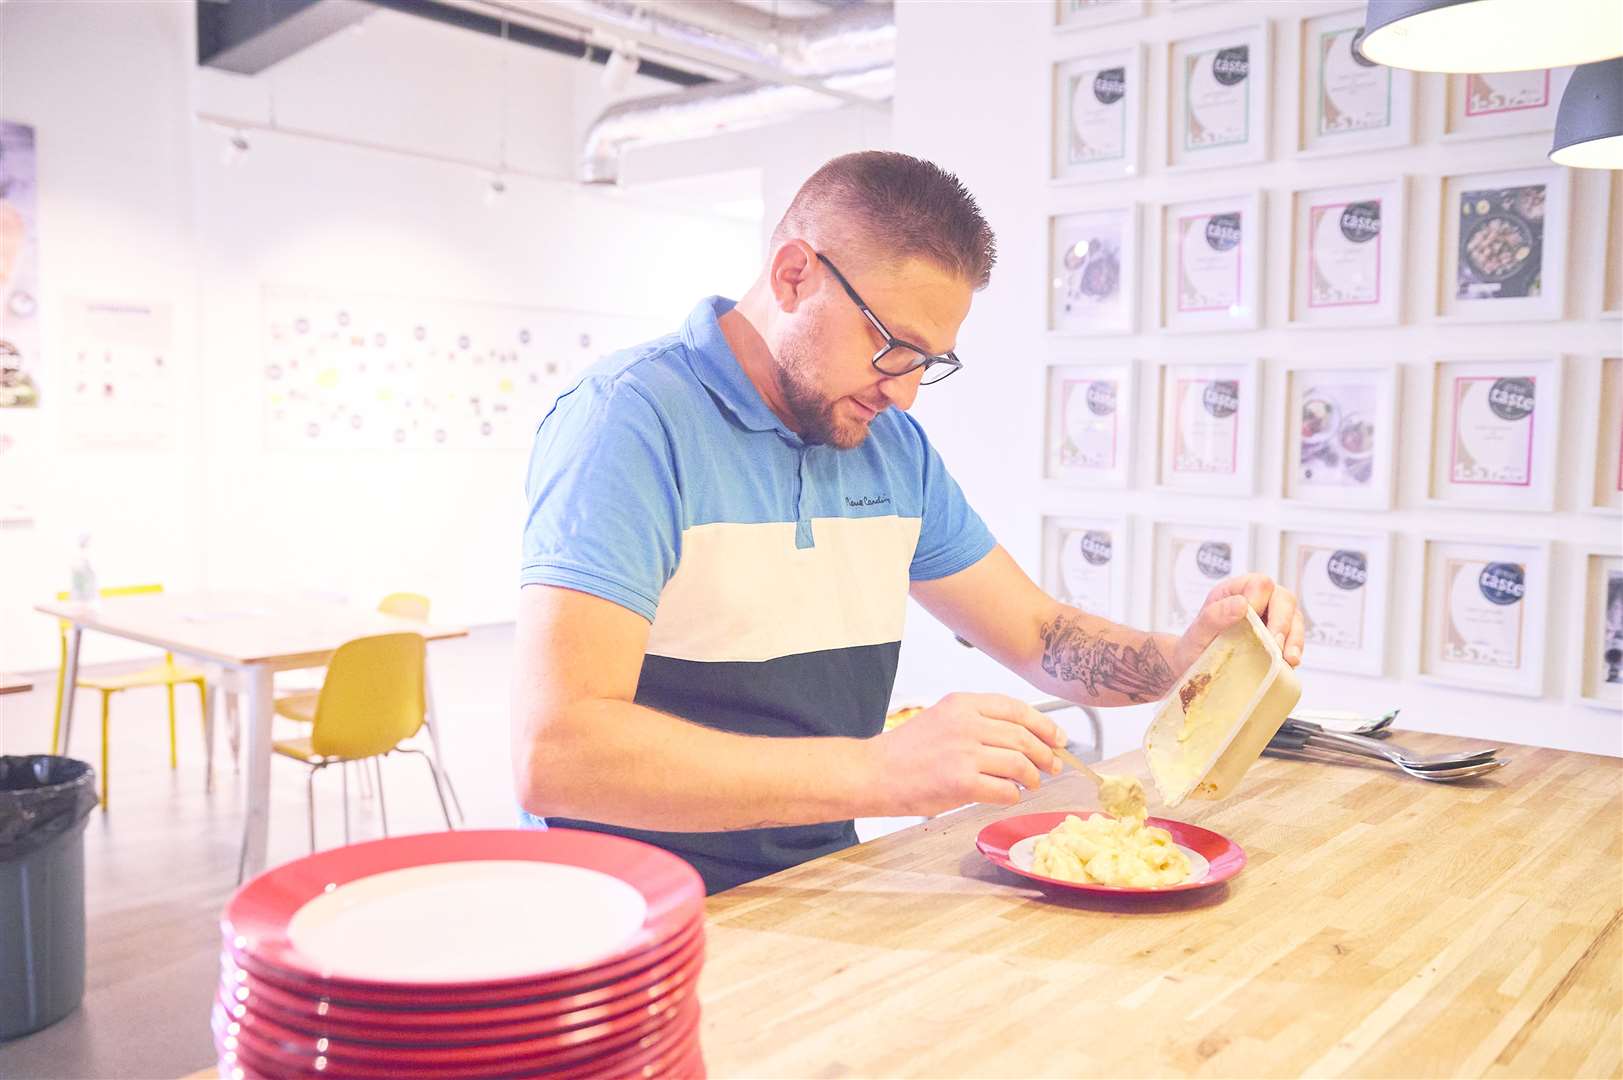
[{"left": 794, "top": 445, "right": 815, "bottom": 550}]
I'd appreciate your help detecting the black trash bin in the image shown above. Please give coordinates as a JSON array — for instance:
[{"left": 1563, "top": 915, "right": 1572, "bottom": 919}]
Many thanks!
[{"left": 0, "top": 755, "right": 98, "bottom": 1040}]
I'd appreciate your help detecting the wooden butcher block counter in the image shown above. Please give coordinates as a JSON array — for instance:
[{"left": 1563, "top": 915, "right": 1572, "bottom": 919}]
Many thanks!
[{"left": 696, "top": 732, "right": 1621, "bottom": 1079}]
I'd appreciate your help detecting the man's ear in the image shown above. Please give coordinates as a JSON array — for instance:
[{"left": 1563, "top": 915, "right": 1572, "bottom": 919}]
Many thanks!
[{"left": 767, "top": 240, "right": 818, "bottom": 314}]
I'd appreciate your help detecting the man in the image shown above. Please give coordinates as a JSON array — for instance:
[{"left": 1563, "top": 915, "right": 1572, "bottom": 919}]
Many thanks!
[{"left": 512, "top": 151, "right": 1303, "bottom": 894}]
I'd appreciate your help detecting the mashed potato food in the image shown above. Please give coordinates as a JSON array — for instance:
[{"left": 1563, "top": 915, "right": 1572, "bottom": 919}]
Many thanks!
[{"left": 1030, "top": 812, "right": 1191, "bottom": 888}]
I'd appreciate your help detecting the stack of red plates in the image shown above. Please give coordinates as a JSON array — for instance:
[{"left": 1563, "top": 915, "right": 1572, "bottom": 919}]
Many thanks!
[{"left": 214, "top": 830, "right": 706, "bottom": 1079}]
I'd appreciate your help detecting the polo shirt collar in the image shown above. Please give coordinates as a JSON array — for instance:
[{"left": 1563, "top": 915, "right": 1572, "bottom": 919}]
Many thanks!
[{"left": 682, "top": 296, "right": 793, "bottom": 436}]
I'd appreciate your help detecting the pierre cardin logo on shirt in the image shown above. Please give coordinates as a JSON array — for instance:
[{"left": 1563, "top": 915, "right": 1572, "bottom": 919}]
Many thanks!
[{"left": 845, "top": 493, "right": 892, "bottom": 509}]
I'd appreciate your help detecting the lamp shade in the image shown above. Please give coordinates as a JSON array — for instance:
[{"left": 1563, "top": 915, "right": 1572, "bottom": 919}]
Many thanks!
[
  {"left": 1551, "top": 57, "right": 1623, "bottom": 168},
  {"left": 1360, "top": 0, "right": 1623, "bottom": 73}
]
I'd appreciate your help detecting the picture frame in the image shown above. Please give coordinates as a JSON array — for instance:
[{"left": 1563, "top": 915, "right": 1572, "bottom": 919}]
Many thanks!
[
  {"left": 1424, "top": 355, "right": 1562, "bottom": 512},
  {"left": 1573, "top": 548, "right": 1623, "bottom": 711},
  {"left": 1049, "top": 205, "right": 1139, "bottom": 336},
  {"left": 1160, "top": 191, "right": 1264, "bottom": 333},
  {"left": 1579, "top": 355, "right": 1623, "bottom": 514},
  {"left": 1155, "top": 357, "right": 1261, "bottom": 495},
  {"left": 1437, "top": 166, "right": 1571, "bottom": 324},
  {"left": 1604, "top": 170, "right": 1622, "bottom": 319},
  {"left": 1288, "top": 178, "right": 1406, "bottom": 328},
  {"left": 1281, "top": 360, "right": 1399, "bottom": 510},
  {"left": 1419, "top": 536, "right": 1551, "bottom": 697},
  {"left": 1054, "top": 0, "right": 1146, "bottom": 32},
  {"left": 1149, "top": 519, "right": 1256, "bottom": 636},
  {"left": 1052, "top": 46, "right": 1144, "bottom": 183},
  {"left": 1043, "top": 359, "right": 1138, "bottom": 489},
  {"left": 1295, "top": 7, "right": 1415, "bottom": 156},
  {"left": 1443, "top": 67, "right": 1573, "bottom": 141},
  {"left": 1167, "top": 23, "right": 1272, "bottom": 171},
  {"left": 1042, "top": 514, "right": 1133, "bottom": 624},
  {"left": 1279, "top": 527, "right": 1393, "bottom": 676}
]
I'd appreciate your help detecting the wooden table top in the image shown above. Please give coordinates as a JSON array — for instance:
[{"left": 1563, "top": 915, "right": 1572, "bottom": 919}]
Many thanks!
[
  {"left": 698, "top": 731, "right": 1622, "bottom": 1078},
  {"left": 35, "top": 591, "right": 467, "bottom": 667},
  {"left": 0, "top": 674, "right": 31, "bottom": 695}
]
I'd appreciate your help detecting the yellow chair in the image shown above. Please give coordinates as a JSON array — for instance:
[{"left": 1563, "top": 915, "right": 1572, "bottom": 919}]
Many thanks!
[
  {"left": 272, "top": 632, "right": 453, "bottom": 853},
  {"left": 52, "top": 585, "right": 209, "bottom": 810},
  {"left": 273, "top": 591, "right": 462, "bottom": 821}
]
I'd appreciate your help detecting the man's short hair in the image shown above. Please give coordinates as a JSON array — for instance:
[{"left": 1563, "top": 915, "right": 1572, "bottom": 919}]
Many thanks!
[{"left": 770, "top": 151, "right": 997, "bottom": 290}]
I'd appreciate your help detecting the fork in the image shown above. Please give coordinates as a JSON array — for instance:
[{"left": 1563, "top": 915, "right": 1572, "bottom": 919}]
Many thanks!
[
  {"left": 1265, "top": 736, "right": 1508, "bottom": 782},
  {"left": 1283, "top": 724, "right": 1499, "bottom": 769}
]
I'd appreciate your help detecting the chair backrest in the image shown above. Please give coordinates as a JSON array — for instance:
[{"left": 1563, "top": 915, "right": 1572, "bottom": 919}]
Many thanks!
[
  {"left": 57, "top": 584, "right": 163, "bottom": 637},
  {"left": 377, "top": 592, "right": 431, "bottom": 622},
  {"left": 309, "top": 633, "right": 426, "bottom": 760}
]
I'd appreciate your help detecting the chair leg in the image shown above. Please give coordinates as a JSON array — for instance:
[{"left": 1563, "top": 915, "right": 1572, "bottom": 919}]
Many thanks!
[
  {"left": 166, "top": 683, "right": 177, "bottom": 769},
  {"left": 306, "top": 765, "right": 319, "bottom": 853},
  {"left": 100, "top": 692, "right": 111, "bottom": 811},
  {"left": 227, "top": 693, "right": 241, "bottom": 773},
  {"left": 400, "top": 748, "right": 454, "bottom": 831},
  {"left": 341, "top": 764, "right": 352, "bottom": 846},
  {"left": 51, "top": 658, "right": 65, "bottom": 756},
  {"left": 195, "top": 681, "right": 209, "bottom": 785},
  {"left": 375, "top": 759, "right": 389, "bottom": 838}
]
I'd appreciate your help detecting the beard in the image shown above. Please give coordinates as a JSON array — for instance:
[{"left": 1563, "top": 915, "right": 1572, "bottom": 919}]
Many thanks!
[{"left": 775, "top": 325, "right": 869, "bottom": 450}]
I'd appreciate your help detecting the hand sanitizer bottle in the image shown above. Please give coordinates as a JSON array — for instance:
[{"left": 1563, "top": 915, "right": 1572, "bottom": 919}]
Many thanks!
[{"left": 69, "top": 532, "right": 98, "bottom": 605}]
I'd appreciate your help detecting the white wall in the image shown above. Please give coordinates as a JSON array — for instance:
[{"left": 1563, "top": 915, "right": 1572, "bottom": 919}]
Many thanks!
[
  {"left": 0, "top": 1, "right": 772, "bottom": 673},
  {"left": 888, "top": 0, "right": 1621, "bottom": 758}
]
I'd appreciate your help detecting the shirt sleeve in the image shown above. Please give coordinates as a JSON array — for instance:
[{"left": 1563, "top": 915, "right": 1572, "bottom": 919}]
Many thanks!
[
  {"left": 519, "top": 377, "right": 682, "bottom": 623},
  {"left": 904, "top": 414, "right": 997, "bottom": 582}
]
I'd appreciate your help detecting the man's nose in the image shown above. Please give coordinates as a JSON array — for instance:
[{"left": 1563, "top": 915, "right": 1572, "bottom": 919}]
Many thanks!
[{"left": 877, "top": 368, "right": 923, "bottom": 411}]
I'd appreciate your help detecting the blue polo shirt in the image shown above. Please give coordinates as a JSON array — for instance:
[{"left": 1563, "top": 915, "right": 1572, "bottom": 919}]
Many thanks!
[{"left": 519, "top": 296, "right": 995, "bottom": 892}]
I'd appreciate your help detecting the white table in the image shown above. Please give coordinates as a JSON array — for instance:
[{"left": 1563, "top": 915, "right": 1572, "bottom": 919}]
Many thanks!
[{"left": 35, "top": 592, "right": 468, "bottom": 879}]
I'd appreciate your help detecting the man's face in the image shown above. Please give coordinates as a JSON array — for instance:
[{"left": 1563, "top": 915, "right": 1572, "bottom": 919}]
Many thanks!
[{"left": 774, "top": 257, "right": 972, "bottom": 450}]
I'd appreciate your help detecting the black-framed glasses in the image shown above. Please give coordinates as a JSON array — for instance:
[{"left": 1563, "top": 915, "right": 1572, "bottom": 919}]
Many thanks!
[{"left": 817, "top": 253, "right": 962, "bottom": 386}]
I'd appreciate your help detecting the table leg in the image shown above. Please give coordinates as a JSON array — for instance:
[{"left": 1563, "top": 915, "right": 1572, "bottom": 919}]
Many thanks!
[
  {"left": 236, "top": 666, "right": 273, "bottom": 883},
  {"left": 422, "top": 669, "right": 465, "bottom": 823},
  {"left": 203, "top": 681, "right": 218, "bottom": 794},
  {"left": 55, "top": 626, "right": 83, "bottom": 755}
]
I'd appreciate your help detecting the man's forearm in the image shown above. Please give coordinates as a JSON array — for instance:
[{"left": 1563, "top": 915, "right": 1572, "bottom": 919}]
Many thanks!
[
  {"left": 513, "top": 698, "right": 884, "bottom": 832},
  {"left": 1028, "top": 605, "right": 1180, "bottom": 707}
]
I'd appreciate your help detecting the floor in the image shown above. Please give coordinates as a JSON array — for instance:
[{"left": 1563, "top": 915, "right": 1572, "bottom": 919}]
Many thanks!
[{"left": 0, "top": 624, "right": 1101, "bottom": 1078}]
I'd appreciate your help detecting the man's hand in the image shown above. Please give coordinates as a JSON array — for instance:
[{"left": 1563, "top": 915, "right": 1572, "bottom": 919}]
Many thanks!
[
  {"left": 1172, "top": 572, "right": 1305, "bottom": 675},
  {"left": 870, "top": 693, "right": 1065, "bottom": 817}
]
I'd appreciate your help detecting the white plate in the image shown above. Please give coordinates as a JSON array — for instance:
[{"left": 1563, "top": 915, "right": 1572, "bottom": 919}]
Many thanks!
[{"left": 286, "top": 860, "right": 648, "bottom": 983}]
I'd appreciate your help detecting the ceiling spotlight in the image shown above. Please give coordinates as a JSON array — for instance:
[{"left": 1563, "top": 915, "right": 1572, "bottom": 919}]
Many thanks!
[
  {"left": 484, "top": 176, "right": 507, "bottom": 206},
  {"left": 1551, "top": 56, "right": 1623, "bottom": 168},
  {"left": 220, "top": 130, "right": 250, "bottom": 167},
  {"left": 1359, "top": 0, "right": 1623, "bottom": 73}
]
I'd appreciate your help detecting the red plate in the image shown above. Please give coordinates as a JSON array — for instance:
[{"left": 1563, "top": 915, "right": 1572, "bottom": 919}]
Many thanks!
[
  {"left": 214, "top": 990, "right": 698, "bottom": 1078},
  {"left": 220, "top": 916, "right": 702, "bottom": 1014},
  {"left": 215, "top": 1001, "right": 700, "bottom": 1080},
  {"left": 223, "top": 830, "right": 703, "bottom": 992},
  {"left": 976, "top": 811, "right": 1245, "bottom": 894},
  {"left": 218, "top": 944, "right": 702, "bottom": 1045},
  {"left": 219, "top": 931, "right": 703, "bottom": 1034}
]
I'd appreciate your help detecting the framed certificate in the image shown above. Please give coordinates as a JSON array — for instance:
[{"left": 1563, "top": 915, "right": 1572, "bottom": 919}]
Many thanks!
[
  {"left": 1155, "top": 358, "right": 1260, "bottom": 495},
  {"left": 1160, "top": 192, "right": 1264, "bottom": 333},
  {"left": 1580, "top": 355, "right": 1623, "bottom": 514},
  {"left": 1604, "top": 171, "right": 1622, "bottom": 319},
  {"left": 1288, "top": 179, "right": 1405, "bottom": 327},
  {"left": 1279, "top": 528, "right": 1392, "bottom": 676},
  {"left": 1055, "top": 0, "right": 1145, "bottom": 31},
  {"left": 1443, "top": 68, "right": 1573, "bottom": 140},
  {"left": 1437, "top": 166, "right": 1571, "bottom": 323},
  {"left": 1426, "top": 356, "right": 1562, "bottom": 511},
  {"left": 1282, "top": 361, "right": 1398, "bottom": 510},
  {"left": 1296, "top": 8, "right": 1415, "bottom": 156},
  {"left": 1574, "top": 549, "right": 1623, "bottom": 710},
  {"left": 1044, "top": 359, "right": 1137, "bottom": 489},
  {"left": 1042, "top": 514, "right": 1132, "bottom": 623},
  {"left": 1052, "top": 47, "right": 1144, "bottom": 183},
  {"left": 1168, "top": 24, "right": 1271, "bottom": 170},
  {"left": 1150, "top": 520, "right": 1255, "bottom": 636},
  {"left": 1049, "top": 206, "right": 1138, "bottom": 336},
  {"left": 1420, "top": 537, "right": 1550, "bottom": 697}
]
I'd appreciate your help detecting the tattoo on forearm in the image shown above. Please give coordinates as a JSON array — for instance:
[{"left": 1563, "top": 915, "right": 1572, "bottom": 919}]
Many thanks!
[{"left": 1039, "top": 614, "right": 1175, "bottom": 703}]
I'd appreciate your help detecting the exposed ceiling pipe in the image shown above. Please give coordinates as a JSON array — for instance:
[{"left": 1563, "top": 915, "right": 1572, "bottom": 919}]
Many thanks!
[
  {"left": 571, "top": 0, "right": 894, "bottom": 184},
  {"left": 580, "top": 63, "right": 892, "bottom": 185}
]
